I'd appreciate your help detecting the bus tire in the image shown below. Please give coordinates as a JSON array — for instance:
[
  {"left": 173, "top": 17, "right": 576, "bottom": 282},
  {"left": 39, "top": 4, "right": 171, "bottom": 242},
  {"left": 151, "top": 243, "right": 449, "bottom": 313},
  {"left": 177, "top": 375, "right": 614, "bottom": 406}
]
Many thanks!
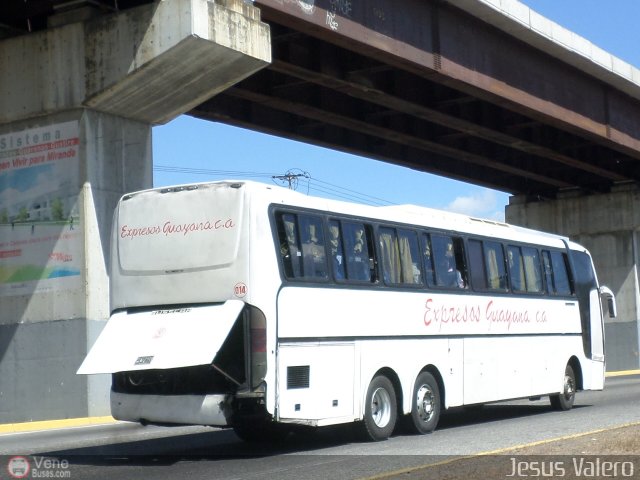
[
  {"left": 407, "top": 371, "right": 441, "bottom": 434},
  {"left": 360, "top": 375, "right": 397, "bottom": 441},
  {"left": 550, "top": 364, "right": 576, "bottom": 411}
]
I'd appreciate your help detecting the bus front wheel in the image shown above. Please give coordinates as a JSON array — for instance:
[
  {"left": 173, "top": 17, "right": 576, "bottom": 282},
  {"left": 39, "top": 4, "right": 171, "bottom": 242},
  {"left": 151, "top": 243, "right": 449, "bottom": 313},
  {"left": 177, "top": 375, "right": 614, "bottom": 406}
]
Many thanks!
[
  {"left": 550, "top": 364, "right": 576, "bottom": 411},
  {"left": 360, "top": 375, "right": 397, "bottom": 441},
  {"left": 407, "top": 371, "right": 441, "bottom": 434}
]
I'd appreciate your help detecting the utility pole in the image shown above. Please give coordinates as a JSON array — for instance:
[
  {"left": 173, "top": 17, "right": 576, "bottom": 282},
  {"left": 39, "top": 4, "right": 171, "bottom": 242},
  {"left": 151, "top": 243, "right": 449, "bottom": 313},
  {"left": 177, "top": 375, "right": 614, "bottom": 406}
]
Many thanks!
[{"left": 272, "top": 169, "right": 310, "bottom": 190}]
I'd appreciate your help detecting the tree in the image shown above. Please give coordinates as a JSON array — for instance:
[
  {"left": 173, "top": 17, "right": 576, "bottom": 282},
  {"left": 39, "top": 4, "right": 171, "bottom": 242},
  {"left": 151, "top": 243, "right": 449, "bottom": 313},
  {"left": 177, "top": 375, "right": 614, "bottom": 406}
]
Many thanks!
[
  {"left": 51, "top": 198, "right": 65, "bottom": 221},
  {"left": 16, "top": 207, "right": 29, "bottom": 222},
  {"left": 0, "top": 208, "right": 7, "bottom": 224}
]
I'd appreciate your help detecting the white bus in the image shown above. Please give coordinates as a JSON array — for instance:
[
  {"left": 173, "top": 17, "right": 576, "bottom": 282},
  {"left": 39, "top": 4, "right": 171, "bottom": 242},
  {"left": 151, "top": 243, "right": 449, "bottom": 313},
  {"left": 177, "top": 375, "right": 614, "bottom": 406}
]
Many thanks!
[{"left": 78, "top": 180, "right": 616, "bottom": 441}]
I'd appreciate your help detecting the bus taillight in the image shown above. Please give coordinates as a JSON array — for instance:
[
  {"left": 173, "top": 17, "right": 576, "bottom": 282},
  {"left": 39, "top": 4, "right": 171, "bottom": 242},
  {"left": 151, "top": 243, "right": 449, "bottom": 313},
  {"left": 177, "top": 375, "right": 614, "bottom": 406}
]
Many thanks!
[{"left": 249, "top": 306, "right": 267, "bottom": 389}]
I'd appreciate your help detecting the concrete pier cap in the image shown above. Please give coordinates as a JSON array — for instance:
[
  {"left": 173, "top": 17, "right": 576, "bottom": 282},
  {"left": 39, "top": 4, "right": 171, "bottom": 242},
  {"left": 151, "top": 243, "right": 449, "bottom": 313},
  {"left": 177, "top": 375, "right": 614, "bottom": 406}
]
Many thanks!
[
  {"left": 85, "top": 0, "right": 272, "bottom": 124},
  {"left": 1, "top": 0, "right": 272, "bottom": 126}
]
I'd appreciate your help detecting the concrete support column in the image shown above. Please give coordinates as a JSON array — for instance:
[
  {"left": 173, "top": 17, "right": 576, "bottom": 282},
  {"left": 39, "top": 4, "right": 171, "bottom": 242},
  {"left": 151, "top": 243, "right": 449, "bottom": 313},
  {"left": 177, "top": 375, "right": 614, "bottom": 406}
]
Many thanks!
[
  {"left": 0, "top": 111, "right": 151, "bottom": 421},
  {"left": 0, "top": 0, "right": 270, "bottom": 422},
  {"left": 506, "top": 185, "right": 640, "bottom": 371}
]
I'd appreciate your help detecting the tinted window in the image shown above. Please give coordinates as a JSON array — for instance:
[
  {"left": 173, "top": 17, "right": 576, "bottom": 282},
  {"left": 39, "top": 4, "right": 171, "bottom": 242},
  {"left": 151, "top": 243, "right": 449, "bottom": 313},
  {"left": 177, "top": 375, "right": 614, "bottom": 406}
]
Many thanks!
[
  {"left": 468, "top": 239, "right": 487, "bottom": 290},
  {"left": 343, "top": 222, "right": 374, "bottom": 282},
  {"left": 431, "top": 234, "right": 467, "bottom": 289},
  {"left": 379, "top": 227, "right": 399, "bottom": 284},
  {"left": 422, "top": 233, "right": 437, "bottom": 287},
  {"left": 485, "top": 241, "right": 508, "bottom": 291},
  {"left": 276, "top": 213, "right": 328, "bottom": 280},
  {"left": 572, "top": 251, "right": 596, "bottom": 289},
  {"left": 398, "top": 229, "right": 422, "bottom": 285},
  {"left": 547, "top": 250, "right": 573, "bottom": 295},
  {"left": 469, "top": 239, "right": 508, "bottom": 292},
  {"left": 378, "top": 227, "right": 422, "bottom": 285},
  {"left": 278, "top": 213, "right": 301, "bottom": 278},
  {"left": 522, "top": 247, "right": 543, "bottom": 293},
  {"left": 508, "top": 245, "right": 543, "bottom": 293},
  {"left": 328, "top": 220, "right": 345, "bottom": 280},
  {"left": 507, "top": 246, "right": 525, "bottom": 292}
]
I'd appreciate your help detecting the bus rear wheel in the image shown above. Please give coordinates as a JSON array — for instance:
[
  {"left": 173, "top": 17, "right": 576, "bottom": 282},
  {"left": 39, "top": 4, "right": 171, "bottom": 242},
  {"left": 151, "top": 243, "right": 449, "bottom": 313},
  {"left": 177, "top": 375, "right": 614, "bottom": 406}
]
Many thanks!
[
  {"left": 407, "top": 371, "right": 441, "bottom": 434},
  {"left": 359, "top": 375, "right": 397, "bottom": 441},
  {"left": 550, "top": 364, "right": 576, "bottom": 411}
]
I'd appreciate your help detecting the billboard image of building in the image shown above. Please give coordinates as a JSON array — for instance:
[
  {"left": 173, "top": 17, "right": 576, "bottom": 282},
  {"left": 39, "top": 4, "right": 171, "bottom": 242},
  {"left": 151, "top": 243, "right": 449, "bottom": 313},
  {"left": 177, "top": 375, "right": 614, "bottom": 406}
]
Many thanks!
[{"left": 0, "top": 121, "right": 82, "bottom": 296}]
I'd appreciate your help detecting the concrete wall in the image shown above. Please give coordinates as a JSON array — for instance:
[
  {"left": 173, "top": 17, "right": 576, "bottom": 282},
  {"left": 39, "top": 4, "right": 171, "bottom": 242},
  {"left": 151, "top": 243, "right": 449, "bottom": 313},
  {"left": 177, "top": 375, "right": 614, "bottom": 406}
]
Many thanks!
[
  {"left": 506, "top": 184, "right": 640, "bottom": 371},
  {"left": 0, "top": 111, "right": 152, "bottom": 422}
]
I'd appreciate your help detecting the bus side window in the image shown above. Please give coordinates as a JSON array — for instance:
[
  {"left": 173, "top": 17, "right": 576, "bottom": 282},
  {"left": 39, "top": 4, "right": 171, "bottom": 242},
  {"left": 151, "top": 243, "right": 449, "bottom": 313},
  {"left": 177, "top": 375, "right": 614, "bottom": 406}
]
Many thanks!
[
  {"left": 398, "top": 229, "right": 422, "bottom": 285},
  {"left": 328, "top": 220, "right": 346, "bottom": 280},
  {"left": 378, "top": 227, "right": 421, "bottom": 285},
  {"left": 522, "top": 247, "right": 543, "bottom": 293},
  {"left": 507, "top": 246, "right": 525, "bottom": 292},
  {"left": 432, "top": 234, "right": 467, "bottom": 289},
  {"left": 542, "top": 250, "right": 554, "bottom": 292},
  {"left": 468, "top": 239, "right": 487, "bottom": 290},
  {"left": 343, "top": 222, "right": 374, "bottom": 282},
  {"left": 486, "top": 241, "right": 508, "bottom": 290},
  {"left": 422, "top": 233, "right": 436, "bottom": 287},
  {"left": 299, "top": 215, "right": 328, "bottom": 280},
  {"left": 276, "top": 212, "right": 328, "bottom": 281},
  {"left": 379, "top": 227, "right": 401, "bottom": 284},
  {"left": 545, "top": 250, "right": 573, "bottom": 296},
  {"left": 277, "top": 213, "right": 302, "bottom": 278},
  {"left": 469, "top": 239, "right": 507, "bottom": 291}
]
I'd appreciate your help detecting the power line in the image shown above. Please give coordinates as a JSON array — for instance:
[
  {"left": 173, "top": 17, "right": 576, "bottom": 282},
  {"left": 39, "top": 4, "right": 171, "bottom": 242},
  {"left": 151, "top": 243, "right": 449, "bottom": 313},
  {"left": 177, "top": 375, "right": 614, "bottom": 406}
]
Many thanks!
[
  {"left": 272, "top": 169, "right": 310, "bottom": 190},
  {"left": 308, "top": 177, "right": 393, "bottom": 206},
  {"left": 153, "top": 165, "right": 277, "bottom": 179},
  {"left": 153, "top": 164, "right": 395, "bottom": 206}
]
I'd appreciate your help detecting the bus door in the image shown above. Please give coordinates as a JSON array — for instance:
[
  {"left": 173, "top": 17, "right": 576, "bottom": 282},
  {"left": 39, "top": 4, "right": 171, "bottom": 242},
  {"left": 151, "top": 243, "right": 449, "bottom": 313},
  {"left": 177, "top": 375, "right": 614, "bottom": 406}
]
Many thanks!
[{"left": 569, "top": 248, "right": 615, "bottom": 363}]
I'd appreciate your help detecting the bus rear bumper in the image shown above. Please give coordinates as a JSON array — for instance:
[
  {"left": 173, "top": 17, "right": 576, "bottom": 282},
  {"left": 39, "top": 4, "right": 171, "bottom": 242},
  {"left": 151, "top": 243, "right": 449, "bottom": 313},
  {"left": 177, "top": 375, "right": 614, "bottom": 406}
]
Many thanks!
[{"left": 110, "top": 390, "right": 232, "bottom": 427}]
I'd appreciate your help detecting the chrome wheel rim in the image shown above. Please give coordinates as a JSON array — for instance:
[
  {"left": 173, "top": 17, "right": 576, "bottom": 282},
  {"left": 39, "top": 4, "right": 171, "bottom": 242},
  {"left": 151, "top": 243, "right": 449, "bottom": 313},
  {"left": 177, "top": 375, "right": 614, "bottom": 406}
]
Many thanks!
[
  {"left": 416, "top": 384, "right": 435, "bottom": 423},
  {"left": 371, "top": 387, "right": 392, "bottom": 428}
]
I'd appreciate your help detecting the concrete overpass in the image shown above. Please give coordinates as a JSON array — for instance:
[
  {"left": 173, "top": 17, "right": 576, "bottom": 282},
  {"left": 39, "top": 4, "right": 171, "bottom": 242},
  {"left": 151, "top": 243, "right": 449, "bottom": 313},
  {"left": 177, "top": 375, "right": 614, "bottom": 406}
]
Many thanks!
[{"left": 1, "top": 0, "right": 639, "bottom": 423}]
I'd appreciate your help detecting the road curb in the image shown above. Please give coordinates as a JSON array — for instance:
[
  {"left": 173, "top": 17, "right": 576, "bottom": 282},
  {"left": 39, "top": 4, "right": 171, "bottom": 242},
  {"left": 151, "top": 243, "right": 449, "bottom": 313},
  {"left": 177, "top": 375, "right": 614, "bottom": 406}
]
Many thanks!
[
  {"left": 0, "top": 416, "right": 116, "bottom": 435},
  {"left": 605, "top": 369, "right": 640, "bottom": 377}
]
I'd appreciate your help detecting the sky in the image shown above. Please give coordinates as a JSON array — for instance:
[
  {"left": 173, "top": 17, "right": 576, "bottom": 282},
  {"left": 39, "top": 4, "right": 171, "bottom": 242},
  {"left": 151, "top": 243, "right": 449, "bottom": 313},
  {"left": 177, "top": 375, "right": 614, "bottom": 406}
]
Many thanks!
[{"left": 152, "top": 0, "right": 640, "bottom": 222}]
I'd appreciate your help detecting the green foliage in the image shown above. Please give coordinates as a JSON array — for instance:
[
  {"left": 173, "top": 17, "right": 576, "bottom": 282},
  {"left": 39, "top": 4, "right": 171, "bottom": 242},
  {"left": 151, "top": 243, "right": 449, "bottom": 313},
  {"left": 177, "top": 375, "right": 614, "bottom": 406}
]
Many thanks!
[
  {"left": 51, "top": 198, "right": 65, "bottom": 221},
  {"left": 16, "top": 207, "right": 29, "bottom": 222}
]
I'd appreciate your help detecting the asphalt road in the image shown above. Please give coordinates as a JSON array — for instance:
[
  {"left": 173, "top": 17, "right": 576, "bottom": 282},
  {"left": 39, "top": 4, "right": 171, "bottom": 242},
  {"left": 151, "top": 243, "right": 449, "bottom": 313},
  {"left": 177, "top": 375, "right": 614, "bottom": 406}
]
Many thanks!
[{"left": 1, "top": 375, "right": 638, "bottom": 480}]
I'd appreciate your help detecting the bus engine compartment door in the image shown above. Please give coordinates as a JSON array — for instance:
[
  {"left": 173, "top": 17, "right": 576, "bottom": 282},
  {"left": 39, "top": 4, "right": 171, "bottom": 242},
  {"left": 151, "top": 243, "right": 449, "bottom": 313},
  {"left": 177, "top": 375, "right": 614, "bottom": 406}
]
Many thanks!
[{"left": 77, "top": 300, "right": 245, "bottom": 375}]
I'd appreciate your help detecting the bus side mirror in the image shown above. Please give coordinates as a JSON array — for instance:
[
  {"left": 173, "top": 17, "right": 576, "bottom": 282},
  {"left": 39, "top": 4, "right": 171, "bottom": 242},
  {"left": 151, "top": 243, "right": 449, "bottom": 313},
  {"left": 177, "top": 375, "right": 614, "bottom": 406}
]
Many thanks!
[{"left": 599, "top": 286, "right": 617, "bottom": 318}]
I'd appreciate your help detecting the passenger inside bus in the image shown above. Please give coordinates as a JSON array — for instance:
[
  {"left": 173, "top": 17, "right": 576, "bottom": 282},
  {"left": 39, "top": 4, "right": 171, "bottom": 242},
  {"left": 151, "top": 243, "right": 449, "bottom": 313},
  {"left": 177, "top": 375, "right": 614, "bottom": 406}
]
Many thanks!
[
  {"left": 301, "top": 221, "right": 327, "bottom": 277},
  {"left": 329, "top": 221, "right": 345, "bottom": 279},
  {"left": 280, "top": 216, "right": 302, "bottom": 277},
  {"left": 423, "top": 238, "right": 436, "bottom": 285},
  {"left": 349, "top": 225, "right": 371, "bottom": 281},
  {"left": 346, "top": 225, "right": 371, "bottom": 281},
  {"left": 434, "top": 238, "right": 466, "bottom": 288}
]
